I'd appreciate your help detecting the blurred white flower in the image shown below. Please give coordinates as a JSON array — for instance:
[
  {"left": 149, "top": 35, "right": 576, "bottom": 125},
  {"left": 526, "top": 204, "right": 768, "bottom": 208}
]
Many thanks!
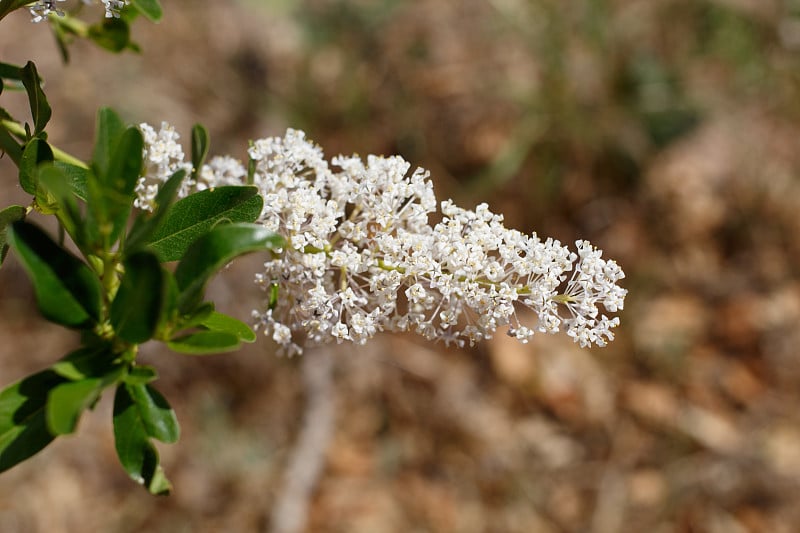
[{"left": 30, "top": 0, "right": 129, "bottom": 21}]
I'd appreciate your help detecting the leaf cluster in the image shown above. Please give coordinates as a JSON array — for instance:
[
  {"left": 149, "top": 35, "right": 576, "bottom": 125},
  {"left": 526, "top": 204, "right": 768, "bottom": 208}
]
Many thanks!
[{"left": 0, "top": 101, "right": 283, "bottom": 493}]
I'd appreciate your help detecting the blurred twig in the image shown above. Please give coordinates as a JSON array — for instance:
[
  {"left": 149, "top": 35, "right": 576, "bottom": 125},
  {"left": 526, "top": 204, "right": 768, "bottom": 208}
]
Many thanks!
[{"left": 268, "top": 348, "right": 335, "bottom": 533}]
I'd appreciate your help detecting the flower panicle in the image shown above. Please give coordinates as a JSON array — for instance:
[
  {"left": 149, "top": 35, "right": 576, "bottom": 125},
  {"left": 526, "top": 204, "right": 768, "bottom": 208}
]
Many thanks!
[
  {"left": 30, "top": 0, "right": 130, "bottom": 22},
  {"left": 136, "top": 123, "right": 628, "bottom": 355}
]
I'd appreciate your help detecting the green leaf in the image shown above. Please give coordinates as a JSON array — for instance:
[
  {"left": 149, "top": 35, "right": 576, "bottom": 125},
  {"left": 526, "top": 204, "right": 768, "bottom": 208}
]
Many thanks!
[
  {"left": 126, "top": 383, "right": 179, "bottom": 443},
  {"left": 0, "top": 370, "right": 66, "bottom": 472},
  {"left": 155, "top": 268, "right": 179, "bottom": 337},
  {"left": 38, "top": 164, "right": 85, "bottom": 246},
  {"left": 105, "top": 126, "right": 144, "bottom": 243},
  {"left": 0, "top": 61, "right": 22, "bottom": 80},
  {"left": 124, "top": 366, "right": 158, "bottom": 385},
  {"left": 201, "top": 311, "right": 256, "bottom": 343},
  {"left": 53, "top": 161, "right": 89, "bottom": 201},
  {"left": 110, "top": 251, "right": 164, "bottom": 343},
  {"left": 19, "top": 62, "right": 51, "bottom": 135},
  {"left": 190, "top": 124, "right": 209, "bottom": 180},
  {"left": 46, "top": 378, "right": 103, "bottom": 435},
  {"left": 0, "top": 62, "right": 23, "bottom": 94},
  {"left": 131, "top": 0, "right": 163, "bottom": 22},
  {"left": 126, "top": 169, "right": 186, "bottom": 254},
  {"left": 167, "top": 331, "right": 241, "bottom": 355},
  {"left": 88, "top": 18, "right": 131, "bottom": 53},
  {"left": 8, "top": 221, "right": 102, "bottom": 328},
  {"left": 0, "top": 205, "right": 25, "bottom": 267},
  {"left": 146, "top": 186, "right": 264, "bottom": 262},
  {"left": 86, "top": 123, "right": 143, "bottom": 249},
  {"left": 0, "top": 123, "right": 22, "bottom": 164},
  {"left": 92, "top": 107, "right": 125, "bottom": 179},
  {"left": 174, "top": 223, "right": 283, "bottom": 312},
  {"left": 113, "top": 384, "right": 173, "bottom": 495},
  {"left": 51, "top": 345, "right": 116, "bottom": 381},
  {"left": 19, "top": 138, "right": 54, "bottom": 195}
]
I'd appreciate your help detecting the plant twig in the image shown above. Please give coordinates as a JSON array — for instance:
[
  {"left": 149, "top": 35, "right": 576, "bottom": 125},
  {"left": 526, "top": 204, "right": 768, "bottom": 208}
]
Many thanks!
[{"left": 269, "top": 348, "right": 336, "bottom": 533}]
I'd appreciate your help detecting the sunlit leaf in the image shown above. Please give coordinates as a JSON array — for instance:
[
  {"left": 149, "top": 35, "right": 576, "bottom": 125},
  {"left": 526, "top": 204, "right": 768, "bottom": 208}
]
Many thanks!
[
  {"left": 200, "top": 311, "right": 256, "bottom": 343},
  {"left": 167, "top": 331, "right": 241, "bottom": 355},
  {"left": 146, "top": 186, "right": 263, "bottom": 262},
  {"left": 46, "top": 378, "right": 103, "bottom": 435},
  {"left": 0, "top": 370, "right": 65, "bottom": 472}
]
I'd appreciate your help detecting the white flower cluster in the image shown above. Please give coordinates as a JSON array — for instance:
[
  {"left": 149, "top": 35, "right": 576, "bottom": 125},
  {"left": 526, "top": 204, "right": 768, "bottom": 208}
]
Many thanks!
[
  {"left": 135, "top": 122, "right": 194, "bottom": 211},
  {"left": 136, "top": 124, "right": 627, "bottom": 355},
  {"left": 30, "top": 0, "right": 129, "bottom": 22}
]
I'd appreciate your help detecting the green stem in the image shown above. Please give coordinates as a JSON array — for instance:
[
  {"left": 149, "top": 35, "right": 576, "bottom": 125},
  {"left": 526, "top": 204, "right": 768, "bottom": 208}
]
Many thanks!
[{"left": 1, "top": 118, "right": 89, "bottom": 168}]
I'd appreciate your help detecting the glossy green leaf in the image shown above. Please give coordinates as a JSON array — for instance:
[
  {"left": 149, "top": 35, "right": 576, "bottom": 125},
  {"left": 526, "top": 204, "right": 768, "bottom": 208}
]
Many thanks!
[
  {"left": 8, "top": 221, "right": 102, "bottom": 328},
  {"left": 0, "top": 205, "right": 24, "bottom": 267},
  {"left": 126, "top": 169, "right": 186, "bottom": 254},
  {"left": 19, "top": 62, "right": 51, "bottom": 135},
  {"left": 19, "top": 138, "right": 54, "bottom": 195},
  {"left": 110, "top": 251, "right": 163, "bottom": 343},
  {"left": 126, "top": 383, "right": 179, "bottom": 443},
  {"left": 201, "top": 311, "right": 256, "bottom": 343},
  {"left": 0, "top": 370, "right": 66, "bottom": 472},
  {"left": 146, "top": 186, "right": 263, "bottom": 262},
  {"left": 88, "top": 18, "right": 131, "bottom": 53},
  {"left": 92, "top": 107, "right": 125, "bottom": 179},
  {"left": 167, "top": 331, "right": 241, "bottom": 355},
  {"left": 174, "top": 223, "right": 283, "bottom": 312},
  {"left": 124, "top": 366, "right": 158, "bottom": 385},
  {"left": 46, "top": 378, "right": 103, "bottom": 435},
  {"left": 113, "top": 384, "right": 172, "bottom": 495},
  {"left": 131, "top": 0, "right": 163, "bottom": 21}
]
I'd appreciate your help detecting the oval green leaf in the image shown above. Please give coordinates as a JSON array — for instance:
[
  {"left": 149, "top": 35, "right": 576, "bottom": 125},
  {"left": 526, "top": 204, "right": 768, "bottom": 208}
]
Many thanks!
[
  {"left": 146, "top": 186, "right": 264, "bottom": 262},
  {"left": 112, "top": 384, "right": 172, "bottom": 495},
  {"left": 174, "top": 223, "right": 283, "bottom": 312},
  {"left": 46, "top": 378, "right": 103, "bottom": 435},
  {"left": 110, "top": 251, "right": 164, "bottom": 343},
  {"left": 19, "top": 138, "right": 54, "bottom": 195},
  {"left": 19, "top": 61, "right": 51, "bottom": 135},
  {"left": 167, "top": 331, "right": 241, "bottom": 355},
  {"left": 8, "top": 221, "right": 102, "bottom": 328},
  {"left": 200, "top": 311, "right": 256, "bottom": 343},
  {"left": 127, "top": 383, "right": 179, "bottom": 443}
]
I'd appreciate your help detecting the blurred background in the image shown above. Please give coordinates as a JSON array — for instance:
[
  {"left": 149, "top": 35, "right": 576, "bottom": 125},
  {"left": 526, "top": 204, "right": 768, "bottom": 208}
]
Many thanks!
[{"left": 2, "top": 0, "right": 800, "bottom": 531}]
